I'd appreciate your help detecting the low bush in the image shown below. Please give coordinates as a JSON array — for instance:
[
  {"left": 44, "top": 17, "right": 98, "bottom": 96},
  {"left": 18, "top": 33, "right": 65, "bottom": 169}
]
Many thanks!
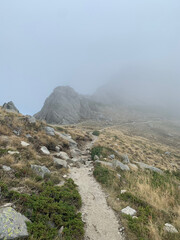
[
  {"left": 92, "top": 130, "right": 100, "bottom": 136},
  {"left": 1, "top": 179, "right": 84, "bottom": 240},
  {"left": 93, "top": 162, "right": 113, "bottom": 186}
]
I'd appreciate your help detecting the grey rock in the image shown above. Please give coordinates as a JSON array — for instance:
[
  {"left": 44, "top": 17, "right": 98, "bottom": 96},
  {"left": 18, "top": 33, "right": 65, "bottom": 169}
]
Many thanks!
[
  {"left": 164, "top": 223, "right": 178, "bottom": 233},
  {"left": 55, "top": 146, "right": 61, "bottom": 152},
  {"left": 121, "top": 206, "right": 137, "bottom": 216},
  {"left": 135, "top": 162, "right": 163, "bottom": 174},
  {"left": 21, "top": 141, "right": 30, "bottom": 147},
  {"left": 44, "top": 126, "right": 55, "bottom": 136},
  {"left": 34, "top": 86, "right": 104, "bottom": 124},
  {"left": 94, "top": 155, "right": 99, "bottom": 161},
  {"left": 56, "top": 132, "right": 78, "bottom": 147},
  {"left": 8, "top": 150, "right": 20, "bottom": 155},
  {"left": 95, "top": 160, "right": 113, "bottom": 167},
  {"left": 31, "top": 165, "right": 51, "bottom": 178},
  {"left": 128, "top": 163, "right": 138, "bottom": 170},
  {"left": 109, "top": 154, "right": 115, "bottom": 160},
  {"left": 70, "top": 148, "right": 81, "bottom": 158},
  {"left": 40, "top": 146, "right": 50, "bottom": 155},
  {"left": 26, "top": 115, "right": 36, "bottom": 124},
  {"left": 165, "top": 152, "right": 171, "bottom": 156},
  {"left": 55, "top": 151, "right": 69, "bottom": 160},
  {"left": 2, "top": 165, "right": 11, "bottom": 172},
  {"left": 2, "top": 101, "right": 19, "bottom": 114},
  {"left": 122, "top": 154, "right": 130, "bottom": 164},
  {"left": 13, "top": 129, "right": 21, "bottom": 136},
  {"left": 26, "top": 134, "right": 32, "bottom": 139},
  {"left": 53, "top": 158, "right": 68, "bottom": 168},
  {"left": 113, "top": 160, "right": 130, "bottom": 171},
  {"left": 0, "top": 207, "right": 30, "bottom": 239}
]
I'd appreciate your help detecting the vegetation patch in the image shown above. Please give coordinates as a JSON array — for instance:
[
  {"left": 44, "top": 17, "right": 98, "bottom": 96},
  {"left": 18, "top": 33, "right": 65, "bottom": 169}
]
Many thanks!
[
  {"left": 93, "top": 162, "right": 113, "bottom": 186},
  {"left": 91, "top": 146, "right": 117, "bottom": 160},
  {"left": 0, "top": 179, "right": 84, "bottom": 240},
  {"left": 92, "top": 130, "right": 100, "bottom": 136}
]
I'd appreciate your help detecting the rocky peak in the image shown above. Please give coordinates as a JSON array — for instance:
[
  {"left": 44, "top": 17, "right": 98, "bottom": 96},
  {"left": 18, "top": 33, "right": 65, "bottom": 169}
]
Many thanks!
[{"left": 2, "top": 101, "right": 19, "bottom": 113}]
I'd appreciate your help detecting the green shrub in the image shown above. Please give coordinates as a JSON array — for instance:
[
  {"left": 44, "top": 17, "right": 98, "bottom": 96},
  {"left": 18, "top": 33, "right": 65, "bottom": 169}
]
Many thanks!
[
  {"left": 91, "top": 146, "right": 116, "bottom": 160},
  {"left": 92, "top": 130, "right": 100, "bottom": 136},
  {"left": 93, "top": 163, "right": 112, "bottom": 186},
  {"left": 2, "top": 179, "right": 84, "bottom": 240}
]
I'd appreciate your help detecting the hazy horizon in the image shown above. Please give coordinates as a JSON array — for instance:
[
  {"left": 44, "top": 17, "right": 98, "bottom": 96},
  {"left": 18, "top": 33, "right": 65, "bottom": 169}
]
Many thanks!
[{"left": 1, "top": 0, "right": 180, "bottom": 115}]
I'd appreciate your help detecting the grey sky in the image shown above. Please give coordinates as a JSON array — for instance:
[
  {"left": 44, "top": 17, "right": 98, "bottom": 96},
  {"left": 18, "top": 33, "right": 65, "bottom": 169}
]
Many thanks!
[{"left": 0, "top": 0, "right": 180, "bottom": 114}]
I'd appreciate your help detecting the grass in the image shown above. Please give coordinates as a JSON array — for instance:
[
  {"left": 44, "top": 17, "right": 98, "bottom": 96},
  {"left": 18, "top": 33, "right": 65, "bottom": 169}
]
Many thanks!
[
  {"left": 93, "top": 162, "right": 113, "bottom": 186},
  {"left": 91, "top": 146, "right": 117, "bottom": 160}
]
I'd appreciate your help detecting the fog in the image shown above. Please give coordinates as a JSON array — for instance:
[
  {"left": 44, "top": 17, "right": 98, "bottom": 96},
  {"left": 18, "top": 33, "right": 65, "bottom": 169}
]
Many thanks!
[{"left": 0, "top": 0, "right": 180, "bottom": 115}]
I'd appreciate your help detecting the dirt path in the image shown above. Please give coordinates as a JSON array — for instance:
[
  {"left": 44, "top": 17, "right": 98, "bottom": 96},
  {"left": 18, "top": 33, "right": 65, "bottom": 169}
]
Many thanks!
[{"left": 69, "top": 136, "right": 124, "bottom": 240}]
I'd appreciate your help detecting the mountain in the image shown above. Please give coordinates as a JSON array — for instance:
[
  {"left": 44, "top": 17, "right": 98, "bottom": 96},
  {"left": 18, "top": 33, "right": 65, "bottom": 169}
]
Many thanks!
[{"left": 35, "top": 86, "right": 104, "bottom": 124}]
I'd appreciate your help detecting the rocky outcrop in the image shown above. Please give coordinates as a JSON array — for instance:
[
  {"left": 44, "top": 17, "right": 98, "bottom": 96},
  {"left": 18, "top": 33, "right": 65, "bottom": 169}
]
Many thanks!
[
  {"left": 35, "top": 86, "right": 104, "bottom": 124},
  {"left": 44, "top": 126, "right": 55, "bottom": 136},
  {"left": 31, "top": 165, "right": 51, "bottom": 178},
  {"left": 2, "top": 101, "right": 19, "bottom": 114},
  {"left": 135, "top": 162, "right": 163, "bottom": 174},
  {"left": 0, "top": 207, "right": 30, "bottom": 239}
]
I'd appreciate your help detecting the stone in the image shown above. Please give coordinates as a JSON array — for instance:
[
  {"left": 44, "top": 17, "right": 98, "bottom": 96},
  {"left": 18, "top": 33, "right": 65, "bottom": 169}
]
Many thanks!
[
  {"left": 113, "top": 160, "right": 130, "bottom": 171},
  {"left": 94, "top": 155, "right": 99, "bottom": 161},
  {"left": 95, "top": 160, "right": 113, "bottom": 167},
  {"left": 63, "top": 175, "right": 67, "bottom": 178},
  {"left": 58, "top": 226, "right": 64, "bottom": 238},
  {"left": 55, "top": 151, "right": 70, "bottom": 160},
  {"left": 13, "top": 129, "right": 21, "bottom": 136},
  {"left": 2, "top": 101, "right": 19, "bottom": 114},
  {"left": 121, "top": 206, "right": 137, "bottom": 216},
  {"left": 56, "top": 132, "right": 78, "bottom": 147},
  {"left": 135, "top": 162, "right": 163, "bottom": 174},
  {"left": 2, "top": 165, "right": 11, "bottom": 172},
  {"left": 164, "top": 223, "right": 178, "bottom": 233},
  {"left": 55, "top": 146, "right": 61, "bottom": 152},
  {"left": 117, "top": 173, "right": 121, "bottom": 179},
  {"left": 31, "top": 165, "right": 51, "bottom": 178},
  {"left": 8, "top": 150, "right": 20, "bottom": 155},
  {"left": 128, "top": 163, "right": 138, "bottom": 171},
  {"left": 122, "top": 154, "right": 130, "bottom": 164},
  {"left": 121, "top": 190, "right": 127, "bottom": 194},
  {"left": 0, "top": 207, "right": 30, "bottom": 239},
  {"left": 70, "top": 148, "right": 81, "bottom": 158},
  {"left": 26, "top": 134, "right": 32, "bottom": 139},
  {"left": 53, "top": 158, "right": 68, "bottom": 168},
  {"left": 21, "top": 141, "right": 30, "bottom": 147},
  {"left": 26, "top": 115, "right": 36, "bottom": 124},
  {"left": 40, "top": 146, "right": 50, "bottom": 155},
  {"left": 165, "top": 152, "right": 171, "bottom": 156},
  {"left": 44, "top": 126, "right": 55, "bottom": 136},
  {"left": 109, "top": 154, "right": 115, "bottom": 159}
]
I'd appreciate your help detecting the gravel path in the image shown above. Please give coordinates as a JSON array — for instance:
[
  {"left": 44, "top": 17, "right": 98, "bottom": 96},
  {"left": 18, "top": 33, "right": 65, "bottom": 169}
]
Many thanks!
[{"left": 69, "top": 136, "right": 124, "bottom": 240}]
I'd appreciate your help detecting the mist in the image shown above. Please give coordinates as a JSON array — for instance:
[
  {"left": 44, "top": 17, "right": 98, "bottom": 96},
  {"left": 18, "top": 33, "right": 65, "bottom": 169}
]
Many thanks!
[{"left": 0, "top": 0, "right": 180, "bottom": 116}]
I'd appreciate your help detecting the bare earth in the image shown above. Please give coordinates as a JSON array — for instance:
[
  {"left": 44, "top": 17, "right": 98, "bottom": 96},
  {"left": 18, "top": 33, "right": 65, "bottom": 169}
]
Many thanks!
[{"left": 69, "top": 136, "right": 124, "bottom": 240}]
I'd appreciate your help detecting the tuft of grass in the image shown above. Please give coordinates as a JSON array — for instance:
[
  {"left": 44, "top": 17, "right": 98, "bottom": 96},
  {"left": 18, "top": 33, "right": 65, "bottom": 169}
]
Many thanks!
[{"left": 93, "top": 162, "right": 113, "bottom": 186}]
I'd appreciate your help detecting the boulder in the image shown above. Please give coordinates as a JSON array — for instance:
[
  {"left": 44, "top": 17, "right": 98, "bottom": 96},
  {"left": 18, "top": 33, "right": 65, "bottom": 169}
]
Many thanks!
[
  {"left": 2, "top": 101, "right": 19, "bottom": 114},
  {"left": 53, "top": 158, "right": 68, "bottom": 168},
  {"left": 21, "top": 141, "right": 30, "bottom": 147},
  {"left": 0, "top": 207, "right": 30, "bottom": 239},
  {"left": 122, "top": 154, "right": 130, "bottom": 164},
  {"left": 135, "top": 162, "right": 163, "bottom": 174},
  {"left": 31, "top": 165, "right": 51, "bottom": 178},
  {"left": 55, "top": 151, "right": 70, "bottom": 160},
  {"left": 164, "top": 223, "right": 178, "bottom": 233},
  {"left": 121, "top": 206, "right": 137, "bottom": 216},
  {"left": 113, "top": 160, "right": 130, "bottom": 171},
  {"left": 95, "top": 160, "right": 113, "bottom": 167},
  {"left": 56, "top": 132, "right": 78, "bottom": 147},
  {"left": 26, "top": 115, "right": 36, "bottom": 124},
  {"left": 40, "top": 146, "right": 50, "bottom": 155},
  {"left": 2, "top": 165, "right": 11, "bottom": 172},
  {"left": 44, "top": 126, "right": 55, "bottom": 136}
]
